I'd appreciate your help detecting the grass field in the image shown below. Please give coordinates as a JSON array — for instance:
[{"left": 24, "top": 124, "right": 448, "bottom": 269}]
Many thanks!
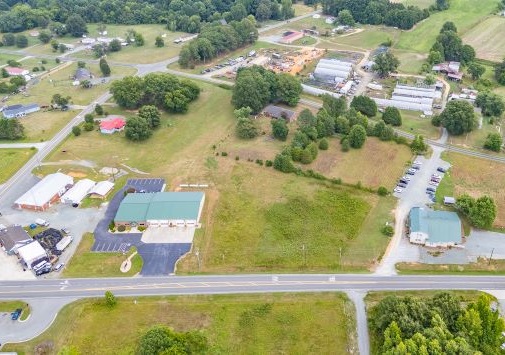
[
  {"left": 397, "top": 259, "right": 505, "bottom": 274},
  {"left": 329, "top": 26, "right": 400, "bottom": 50},
  {"left": 0, "top": 53, "right": 24, "bottom": 64},
  {"left": 398, "top": 110, "right": 441, "bottom": 139},
  {"left": 393, "top": 50, "right": 427, "bottom": 74},
  {"left": 293, "top": 3, "right": 315, "bottom": 16},
  {"left": 441, "top": 152, "right": 505, "bottom": 227},
  {"left": 0, "top": 149, "right": 35, "bottom": 183},
  {"left": 62, "top": 233, "right": 142, "bottom": 278},
  {"left": 178, "top": 162, "right": 396, "bottom": 273},
  {"left": 311, "top": 137, "right": 413, "bottom": 189},
  {"left": 463, "top": 16, "right": 505, "bottom": 63},
  {"left": 395, "top": 0, "right": 498, "bottom": 54},
  {"left": 447, "top": 119, "right": 500, "bottom": 150},
  {"left": 4, "top": 293, "right": 357, "bottom": 354}
]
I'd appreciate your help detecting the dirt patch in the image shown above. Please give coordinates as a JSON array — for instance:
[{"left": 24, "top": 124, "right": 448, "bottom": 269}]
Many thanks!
[{"left": 67, "top": 171, "right": 87, "bottom": 178}]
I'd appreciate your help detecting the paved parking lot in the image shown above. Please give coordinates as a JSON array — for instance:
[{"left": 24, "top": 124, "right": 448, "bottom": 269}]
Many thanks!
[
  {"left": 125, "top": 178, "right": 165, "bottom": 193},
  {"left": 92, "top": 241, "right": 131, "bottom": 253},
  {"left": 138, "top": 243, "right": 192, "bottom": 275}
]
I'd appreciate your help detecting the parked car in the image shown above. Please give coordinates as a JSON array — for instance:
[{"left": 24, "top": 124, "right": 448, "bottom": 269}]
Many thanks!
[
  {"left": 398, "top": 183, "right": 407, "bottom": 188},
  {"left": 54, "top": 263, "right": 65, "bottom": 272},
  {"left": 426, "top": 187, "right": 436, "bottom": 192},
  {"left": 432, "top": 174, "right": 442, "bottom": 179},
  {"left": 399, "top": 179, "right": 409, "bottom": 184},
  {"left": 394, "top": 187, "right": 403, "bottom": 193},
  {"left": 413, "top": 160, "right": 422, "bottom": 166},
  {"left": 11, "top": 308, "right": 22, "bottom": 320},
  {"left": 402, "top": 176, "right": 411, "bottom": 181},
  {"left": 35, "top": 218, "right": 49, "bottom": 227},
  {"left": 61, "top": 227, "right": 70, "bottom": 234},
  {"left": 408, "top": 168, "right": 416, "bottom": 173},
  {"left": 431, "top": 177, "right": 441, "bottom": 183},
  {"left": 437, "top": 167, "right": 447, "bottom": 173},
  {"left": 35, "top": 265, "right": 51, "bottom": 276},
  {"left": 406, "top": 170, "right": 415, "bottom": 176},
  {"left": 412, "top": 165, "right": 421, "bottom": 170},
  {"left": 429, "top": 181, "right": 439, "bottom": 186}
]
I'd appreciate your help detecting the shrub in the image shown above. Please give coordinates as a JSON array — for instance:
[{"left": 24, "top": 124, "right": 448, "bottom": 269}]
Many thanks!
[
  {"left": 138, "top": 226, "right": 146, "bottom": 232},
  {"left": 32, "top": 67, "right": 40, "bottom": 72},
  {"left": 377, "top": 186, "right": 388, "bottom": 196},
  {"left": 41, "top": 59, "right": 47, "bottom": 64},
  {"left": 318, "top": 138, "right": 329, "bottom": 150},
  {"left": 71, "top": 126, "right": 81, "bottom": 136},
  {"left": 117, "top": 225, "right": 126, "bottom": 232},
  {"left": 255, "top": 159, "right": 263, "bottom": 165},
  {"left": 55, "top": 58, "right": 61, "bottom": 64},
  {"left": 108, "top": 221, "right": 115, "bottom": 231},
  {"left": 381, "top": 225, "right": 394, "bottom": 237},
  {"left": 83, "top": 122, "right": 94, "bottom": 131},
  {"left": 265, "top": 160, "right": 273, "bottom": 167},
  {"left": 341, "top": 138, "right": 350, "bottom": 152},
  {"left": 431, "top": 115, "right": 441, "bottom": 127},
  {"left": 235, "top": 156, "right": 239, "bottom": 160},
  {"left": 221, "top": 151, "right": 228, "bottom": 156},
  {"left": 105, "top": 291, "right": 117, "bottom": 307}
]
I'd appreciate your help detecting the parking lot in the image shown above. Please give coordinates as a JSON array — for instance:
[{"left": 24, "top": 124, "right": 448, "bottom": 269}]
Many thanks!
[
  {"left": 125, "top": 178, "right": 165, "bottom": 193},
  {"left": 91, "top": 241, "right": 131, "bottom": 253}
]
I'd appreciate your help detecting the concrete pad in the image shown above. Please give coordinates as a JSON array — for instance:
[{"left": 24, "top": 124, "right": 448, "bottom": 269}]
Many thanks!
[
  {"left": 0, "top": 251, "right": 35, "bottom": 280},
  {"left": 141, "top": 226, "right": 196, "bottom": 244}
]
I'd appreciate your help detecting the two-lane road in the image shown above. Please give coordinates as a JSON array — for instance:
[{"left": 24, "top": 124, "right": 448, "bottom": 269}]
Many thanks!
[{"left": 1, "top": 274, "right": 505, "bottom": 300}]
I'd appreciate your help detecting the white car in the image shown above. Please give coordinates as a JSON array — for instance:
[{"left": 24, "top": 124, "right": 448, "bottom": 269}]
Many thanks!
[
  {"left": 402, "top": 176, "right": 411, "bottom": 181},
  {"left": 394, "top": 187, "right": 403, "bottom": 193},
  {"left": 413, "top": 160, "right": 422, "bottom": 166},
  {"left": 431, "top": 174, "right": 442, "bottom": 179},
  {"left": 54, "top": 263, "right": 64, "bottom": 272},
  {"left": 429, "top": 181, "right": 439, "bottom": 186}
]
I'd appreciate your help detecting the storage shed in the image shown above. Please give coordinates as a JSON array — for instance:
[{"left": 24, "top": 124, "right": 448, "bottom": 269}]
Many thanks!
[
  {"left": 17, "top": 241, "right": 48, "bottom": 269},
  {"left": 88, "top": 181, "right": 114, "bottom": 199},
  {"left": 61, "top": 179, "right": 96, "bottom": 205}
]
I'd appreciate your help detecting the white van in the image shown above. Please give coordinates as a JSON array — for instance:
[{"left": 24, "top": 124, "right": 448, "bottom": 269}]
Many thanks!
[{"left": 35, "top": 218, "right": 49, "bottom": 227}]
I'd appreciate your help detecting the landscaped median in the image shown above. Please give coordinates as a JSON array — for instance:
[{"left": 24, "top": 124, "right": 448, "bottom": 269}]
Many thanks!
[
  {"left": 2, "top": 293, "right": 357, "bottom": 354},
  {"left": 62, "top": 233, "right": 142, "bottom": 278},
  {"left": 0, "top": 300, "right": 30, "bottom": 321}
]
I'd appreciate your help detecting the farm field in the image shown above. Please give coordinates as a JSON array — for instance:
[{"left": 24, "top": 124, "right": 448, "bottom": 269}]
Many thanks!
[
  {"left": 311, "top": 137, "right": 413, "bottom": 189},
  {"left": 440, "top": 152, "right": 505, "bottom": 227},
  {"left": 62, "top": 233, "right": 142, "bottom": 278},
  {"left": 326, "top": 26, "right": 400, "bottom": 51},
  {"left": 395, "top": 0, "right": 498, "bottom": 54},
  {"left": 3, "top": 293, "right": 356, "bottom": 354},
  {"left": 0, "top": 149, "right": 35, "bottom": 183},
  {"left": 462, "top": 16, "right": 505, "bottom": 63}
]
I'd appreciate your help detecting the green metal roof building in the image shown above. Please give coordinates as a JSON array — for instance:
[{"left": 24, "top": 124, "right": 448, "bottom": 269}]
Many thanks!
[
  {"left": 408, "top": 207, "right": 462, "bottom": 247},
  {"left": 115, "top": 192, "right": 205, "bottom": 227}
]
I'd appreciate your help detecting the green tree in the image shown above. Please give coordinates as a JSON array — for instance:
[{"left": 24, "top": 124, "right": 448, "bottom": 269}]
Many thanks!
[
  {"left": 155, "top": 36, "right": 164, "bottom": 47},
  {"left": 468, "top": 63, "right": 485, "bottom": 80},
  {"left": 440, "top": 21, "right": 457, "bottom": 33},
  {"left": 382, "top": 106, "right": 402, "bottom": 126},
  {"left": 164, "top": 89, "right": 190, "bottom": 113},
  {"left": 80, "top": 80, "right": 92, "bottom": 89},
  {"left": 65, "top": 14, "right": 87, "bottom": 37},
  {"left": 15, "top": 34, "right": 28, "bottom": 48},
  {"left": 440, "top": 100, "right": 477, "bottom": 135},
  {"left": 51, "top": 93, "right": 71, "bottom": 106},
  {"left": 58, "top": 43, "right": 67, "bottom": 53},
  {"left": 276, "top": 73, "right": 302, "bottom": 106},
  {"left": 38, "top": 30, "right": 51, "bottom": 44},
  {"left": 232, "top": 70, "right": 270, "bottom": 113},
  {"left": 83, "top": 122, "right": 94, "bottom": 131},
  {"left": 280, "top": 0, "right": 295, "bottom": 20},
  {"left": 111, "top": 76, "right": 144, "bottom": 109},
  {"left": 138, "top": 105, "right": 161, "bottom": 128},
  {"left": 273, "top": 153, "right": 295, "bottom": 173},
  {"left": 77, "top": 61, "right": 86, "bottom": 69},
  {"left": 461, "top": 44, "right": 476, "bottom": 65},
  {"left": 348, "top": 125, "right": 367, "bottom": 148},
  {"left": 372, "top": 51, "right": 400, "bottom": 77},
  {"left": 138, "top": 325, "right": 207, "bottom": 355},
  {"left": 475, "top": 92, "right": 505, "bottom": 117},
  {"left": 84, "top": 113, "right": 94, "bottom": 124},
  {"left": 99, "top": 58, "right": 111, "bottom": 77},
  {"left": 318, "top": 138, "right": 329, "bottom": 150},
  {"left": 271, "top": 118, "right": 289, "bottom": 141},
  {"left": 410, "top": 135, "right": 428, "bottom": 154},
  {"left": 470, "top": 196, "right": 497, "bottom": 229},
  {"left": 350, "top": 95, "right": 377, "bottom": 117},
  {"left": 341, "top": 137, "right": 350, "bottom": 151},
  {"left": 496, "top": 59, "right": 505, "bottom": 85},
  {"left": 456, "top": 194, "right": 474, "bottom": 215},
  {"left": 335, "top": 116, "right": 350, "bottom": 134},
  {"left": 72, "top": 126, "right": 81, "bottom": 136},
  {"left": 483, "top": 133, "right": 503, "bottom": 152},
  {"left": 428, "top": 50, "right": 444, "bottom": 65},
  {"left": 2, "top": 33, "right": 14, "bottom": 46},
  {"left": 337, "top": 9, "right": 355, "bottom": 26},
  {"left": 125, "top": 116, "right": 152, "bottom": 141},
  {"left": 322, "top": 94, "right": 346, "bottom": 118},
  {"left": 104, "top": 291, "right": 117, "bottom": 307},
  {"left": 424, "top": 74, "right": 436, "bottom": 86},
  {"left": 108, "top": 39, "right": 122, "bottom": 52},
  {"left": 236, "top": 117, "right": 258, "bottom": 139},
  {"left": 95, "top": 104, "right": 104, "bottom": 116}
]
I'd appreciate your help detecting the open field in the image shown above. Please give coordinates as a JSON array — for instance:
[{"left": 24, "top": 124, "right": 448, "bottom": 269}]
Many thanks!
[
  {"left": 441, "top": 152, "right": 505, "bottom": 227},
  {"left": 398, "top": 110, "right": 441, "bottom": 139},
  {"left": 62, "top": 233, "right": 142, "bottom": 278},
  {"left": 393, "top": 50, "right": 427, "bottom": 74},
  {"left": 463, "top": 16, "right": 505, "bottom": 63},
  {"left": 178, "top": 163, "right": 396, "bottom": 273},
  {"left": 395, "top": 0, "right": 498, "bottom": 54},
  {"left": 311, "top": 137, "right": 413, "bottom": 189},
  {"left": 447, "top": 119, "right": 500, "bottom": 150},
  {"left": 0, "top": 53, "right": 24, "bottom": 65},
  {"left": 4, "top": 293, "right": 356, "bottom": 354},
  {"left": 397, "top": 259, "right": 505, "bottom": 274},
  {"left": 328, "top": 26, "right": 400, "bottom": 50},
  {"left": 0, "top": 149, "right": 36, "bottom": 183}
]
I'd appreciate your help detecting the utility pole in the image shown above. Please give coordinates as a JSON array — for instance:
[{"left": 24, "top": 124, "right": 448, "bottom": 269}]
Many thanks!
[{"left": 489, "top": 248, "right": 495, "bottom": 265}]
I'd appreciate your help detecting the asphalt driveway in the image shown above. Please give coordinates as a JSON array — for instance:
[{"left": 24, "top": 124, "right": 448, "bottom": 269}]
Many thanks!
[{"left": 137, "top": 243, "right": 192, "bottom": 275}]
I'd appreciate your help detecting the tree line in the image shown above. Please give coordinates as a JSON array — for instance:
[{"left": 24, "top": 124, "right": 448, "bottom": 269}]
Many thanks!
[
  {"left": 320, "top": 0, "right": 435, "bottom": 30},
  {"left": 179, "top": 17, "right": 258, "bottom": 68},
  {"left": 370, "top": 292, "right": 504, "bottom": 354},
  {"left": 0, "top": 118, "right": 24, "bottom": 140},
  {"left": 0, "top": 0, "right": 294, "bottom": 34},
  {"left": 427, "top": 22, "right": 476, "bottom": 66}
]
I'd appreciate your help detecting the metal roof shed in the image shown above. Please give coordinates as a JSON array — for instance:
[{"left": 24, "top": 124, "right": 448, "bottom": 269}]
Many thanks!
[
  {"left": 17, "top": 241, "right": 48, "bottom": 269},
  {"left": 61, "top": 179, "right": 96, "bottom": 204}
]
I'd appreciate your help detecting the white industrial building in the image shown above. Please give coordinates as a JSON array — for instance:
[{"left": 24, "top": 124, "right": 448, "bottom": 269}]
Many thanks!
[
  {"left": 61, "top": 179, "right": 96, "bottom": 205},
  {"left": 373, "top": 98, "right": 433, "bottom": 113},
  {"left": 17, "top": 241, "right": 48, "bottom": 269},
  {"left": 313, "top": 59, "right": 353, "bottom": 83},
  {"left": 373, "top": 83, "right": 438, "bottom": 114},
  {"left": 88, "top": 181, "right": 114, "bottom": 199},
  {"left": 14, "top": 173, "right": 74, "bottom": 211},
  {"left": 339, "top": 81, "right": 353, "bottom": 95}
]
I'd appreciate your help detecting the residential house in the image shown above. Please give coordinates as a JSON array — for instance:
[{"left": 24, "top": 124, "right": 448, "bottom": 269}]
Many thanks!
[
  {"left": 262, "top": 105, "right": 297, "bottom": 122},
  {"left": 100, "top": 117, "right": 126, "bottom": 134},
  {"left": 4, "top": 67, "right": 29, "bottom": 76},
  {"left": 0, "top": 226, "right": 32, "bottom": 255}
]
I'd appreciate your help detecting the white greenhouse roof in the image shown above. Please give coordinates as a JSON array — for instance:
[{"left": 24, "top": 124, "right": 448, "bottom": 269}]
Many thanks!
[
  {"left": 317, "top": 62, "right": 353, "bottom": 72},
  {"left": 61, "top": 179, "right": 96, "bottom": 204},
  {"left": 373, "top": 98, "right": 432, "bottom": 112},
  {"left": 301, "top": 84, "right": 341, "bottom": 98},
  {"left": 319, "top": 58, "right": 352, "bottom": 67},
  {"left": 396, "top": 84, "right": 435, "bottom": 93},
  {"left": 393, "top": 88, "right": 438, "bottom": 99},
  {"left": 391, "top": 95, "right": 433, "bottom": 105},
  {"left": 15, "top": 173, "right": 73, "bottom": 207},
  {"left": 89, "top": 181, "right": 114, "bottom": 196},
  {"left": 17, "top": 241, "right": 46, "bottom": 262},
  {"left": 314, "top": 67, "right": 350, "bottom": 79}
]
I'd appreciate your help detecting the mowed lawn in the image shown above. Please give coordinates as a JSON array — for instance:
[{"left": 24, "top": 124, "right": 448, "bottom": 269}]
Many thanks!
[
  {"left": 4, "top": 293, "right": 357, "bottom": 354},
  {"left": 442, "top": 152, "right": 505, "bottom": 227},
  {"left": 62, "top": 233, "right": 142, "bottom": 278},
  {"left": 178, "top": 163, "right": 396, "bottom": 273},
  {"left": 395, "top": 0, "right": 498, "bottom": 54},
  {"left": 399, "top": 110, "right": 441, "bottom": 139},
  {"left": 0, "top": 149, "right": 35, "bottom": 183},
  {"left": 463, "top": 16, "right": 505, "bottom": 63},
  {"left": 311, "top": 137, "right": 413, "bottom": 189}
]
